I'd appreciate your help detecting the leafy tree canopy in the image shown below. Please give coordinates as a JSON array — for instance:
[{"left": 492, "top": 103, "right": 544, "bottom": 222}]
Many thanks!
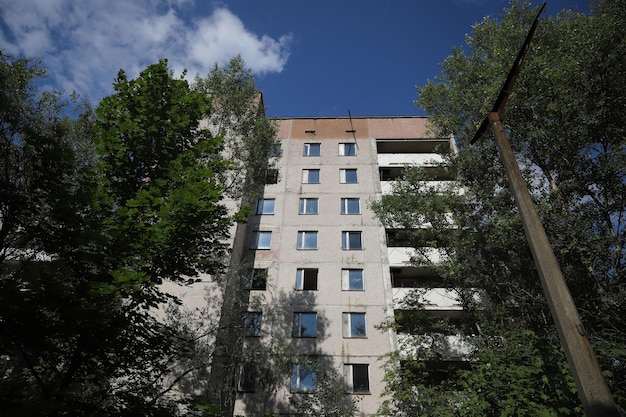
[
  {"left": 373, "top": 1, "right": 625, "bottom": 415},
  {"left": 95, "top": 59, "right": 232, "bottom": 288},
  {"left": 0, "top": 53, "right": 276, "bottom": 416},
  {"left": 194, "top": 56, "right": 282, "bottom": 202}
]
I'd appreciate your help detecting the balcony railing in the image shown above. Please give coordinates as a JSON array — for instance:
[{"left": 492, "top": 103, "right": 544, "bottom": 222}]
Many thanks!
[
  {"left": 377, "top": 153, "right": 444, "bottom": 168},
  {"left": 397, "top": 333, "right": 473, "bottom": 359},
  {"left": 392, "top": 287, "right": 464, "bottom": 310},
  {"left": 380, "top": 180, "right": 460, "bottom": 196},
  {"left": 387, "top": 247, "right": 447, "bottom": 266}
]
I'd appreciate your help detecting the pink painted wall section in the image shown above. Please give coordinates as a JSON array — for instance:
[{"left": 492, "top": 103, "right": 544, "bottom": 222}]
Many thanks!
[
  {"left": 275, "top": 118, "right": 291, "bottom": 140},
  {"left": 288, "top": 118, "right": 370, "bottom": 139},
  {"left": 276, "top": 117, "right": 435, "bottom": 140},
  {"left": 369, "top": 116, "right": 432, "bottom": 139}
]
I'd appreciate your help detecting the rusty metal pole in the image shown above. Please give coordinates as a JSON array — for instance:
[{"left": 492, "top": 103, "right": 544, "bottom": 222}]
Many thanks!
[{"left": 488, "top": 112, "right": 621, "bottom": 417}]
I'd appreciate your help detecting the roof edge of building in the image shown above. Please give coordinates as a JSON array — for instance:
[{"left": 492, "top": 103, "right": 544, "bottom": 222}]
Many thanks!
[{"left": 271, "top": 115, "right": 430, "bottom": 120}]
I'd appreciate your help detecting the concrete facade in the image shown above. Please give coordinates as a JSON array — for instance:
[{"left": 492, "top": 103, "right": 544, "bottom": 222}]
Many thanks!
[{"left": 227, "top": 116, "right": 454, "bottom": 416}]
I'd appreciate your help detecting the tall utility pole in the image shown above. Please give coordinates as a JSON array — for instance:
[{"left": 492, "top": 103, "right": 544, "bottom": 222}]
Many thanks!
[{"left": 471, "top": 3, "right": 621, "bottom": 416}]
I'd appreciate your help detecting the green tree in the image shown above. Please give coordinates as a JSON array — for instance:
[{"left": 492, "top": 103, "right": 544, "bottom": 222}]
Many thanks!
[
  {"left": 193, "top": 56, "right": 282, "bottom": 201},
  {"left": 189, "top": 56, "right": 284, "bottom": 417},
  {"left": 373, "top": 1, "right": 625, "bottom": 415},
  {"left": 292, "top": 363, "right": 359, "bottom": 417},
  {"left": 94, "top": 59, "right": 233, "bottom": 286},
  {"left": 0, "top": 56, "right": 240, "bottom": 416},
  {"left": 0, "top": 52, "right": 117, "bottom": 416}
]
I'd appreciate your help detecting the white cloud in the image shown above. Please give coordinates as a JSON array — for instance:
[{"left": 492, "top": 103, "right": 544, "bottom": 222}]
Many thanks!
[
  {"left": 186, "top": 8, "right": 291, "bottom": 75},
  {"left": 0, "top": 0, "right": 291, "bottom": 100}
]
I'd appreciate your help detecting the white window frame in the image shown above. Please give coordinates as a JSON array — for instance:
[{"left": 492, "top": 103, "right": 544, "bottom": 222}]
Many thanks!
[
  {"left": 342, "top": 312, "right": 367, "bottom": 338},
  {"left": 343, "top": 364, "right": 370, "bottom": 394},
  {"left": 297, "top": 231, "right": 318, "bottom": 250},
  {"left": 256, "top": 198, "right": 275, "bottom": 215},
  {"left": 339, "top": 168, "right": 358, "bottom": 184},
  {"left": 341, "top": 269, "right": 364, "bottom": 291},
  {"left": 292, "top": 312, "right": 317, "bottom": 338},
  {"left": 291, "top": 364, "right": 316, "bottom": 393},
  {"left": 251, "top": 231, "right": 272, "bottom": 250},
  {"left": 296, "top": 268, "right": 318, "bottom": 290},
  {"left": 339, "top": 142, "right": 357, "bottom": 156},
  {"left": 244, "top": 312, "right": 262, "bottom": 337},
  {"left": 302, "top": 169, "right": 321, "bottom": 184},
  {"left": 342, "top": 231, "right": 363, "bottom": 250},
  {"left": 299, "top": 198, "right": 319, "bottom": 215},
  {"left": 303, "top": 143, "right": 321, "bottom": 156},
  {"left": 340, "top": 198, "right": 360, "bottom": 214}
]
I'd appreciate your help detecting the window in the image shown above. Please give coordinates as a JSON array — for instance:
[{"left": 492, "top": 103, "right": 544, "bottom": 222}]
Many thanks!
[
  {"left": 297, "top": 231, "right": 318, "bottom": 250},
  {"left": 342, "top": 231, "right": 363, "bottom": 250},
  {"left": 296, "top": 268, "right": 318, "bottom": 290},
  {"left": 343, "top": 312, "right": 367, "bottom": 338},
  {"left": 291, "top": 364, "right": 316, "bottom": 393},
  {"left": 244, "top": 312, "right": 262, "bottom": 337},
  {"left": 341, "top": 269, "right": 364, "bottom": 291},
  {"left": 340, "top": 198, "right": 360, "bottom": 214},
  {"left": 339, "top": 168, "right": 358, "bottom": 183},
  {"left": 265, "top": 168, "right": 279, "bottom": 184},
  {"left": 302, "top": 169, "right": 320, "bottom": 184},
  {"left": 245, "top": 268, "right": 267, "bottom": 290},
  {"left": 251, "top": 231, "right": 272, "bottom": 249},
  {"left": 236, "top": 363, "right": 256, "bottom": 392},
  {"left": 293, "top": 312, "right": 317, "bottom": 338},
  {"left": 344, "top": 364, "right": 370, "bottom": 393},
  {"left": 303, "top": 143, "right": 321, "bottom": 156},
  {"left": 299, "top": 198, "right": 319, "bottom": 214},
  {"left": 269, "top": 143, "right": 282, "bottom": 157},
  {"left": 256, "top": 198, "right": 275, "bottom": 215},
  {"left": 339, "top": 143, "right": 357, "bottom": 156}
]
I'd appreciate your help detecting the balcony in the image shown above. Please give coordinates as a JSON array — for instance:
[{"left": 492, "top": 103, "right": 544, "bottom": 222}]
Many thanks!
[
  {"left": 387, "top": 247, "right": 447, "bottom": 266},
  {"left": 377, "top": 153, "right": 444, "bottom": 168},
  {"left": 380, "top": 180, "right": 460, "bottom": 196},
  {"left": 392, "top": 287, "right": 463, "bottom": 310},
  {"left": 376, "top": 138, "right": 450, "bottom": 154},
  {"left": 397, "top": 334, "right": 473, "bottom": 359}
]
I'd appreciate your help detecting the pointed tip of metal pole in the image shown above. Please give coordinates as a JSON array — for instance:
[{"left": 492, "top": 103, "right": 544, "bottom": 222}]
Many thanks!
[
  {"left": 470, "top": 117, "right": 490, "bottom": 145},
  {"left": 469, "top": 1, "right": 547, "bottom": 146}
]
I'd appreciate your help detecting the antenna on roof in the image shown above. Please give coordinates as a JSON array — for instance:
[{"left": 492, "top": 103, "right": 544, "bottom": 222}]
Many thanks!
[{"left": 347, "top": 109, "right": 359, "bottom": 149}]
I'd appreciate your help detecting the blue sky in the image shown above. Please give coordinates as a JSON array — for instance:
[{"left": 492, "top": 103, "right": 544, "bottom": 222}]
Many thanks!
[{"left": 0, "top": 0, "right": 589, "bottom": 117}]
